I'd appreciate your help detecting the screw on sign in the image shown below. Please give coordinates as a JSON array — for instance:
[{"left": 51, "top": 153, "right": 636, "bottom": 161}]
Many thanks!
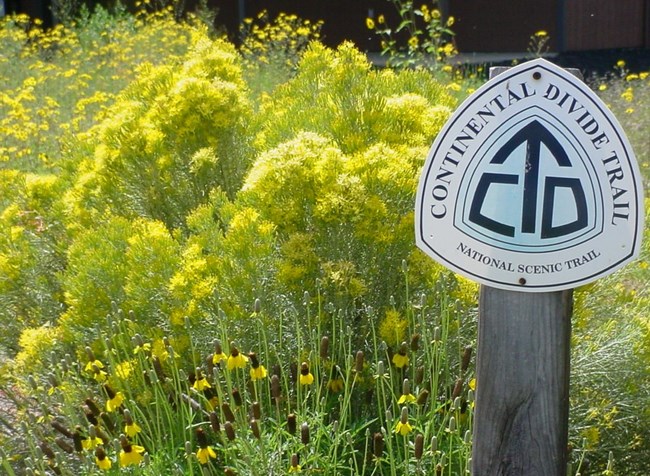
[{"left": 414, "top": 59, "right": 643, "bottom": 475}]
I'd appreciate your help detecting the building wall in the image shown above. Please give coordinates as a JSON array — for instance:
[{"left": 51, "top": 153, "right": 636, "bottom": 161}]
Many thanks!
[
  {"left": 564, "top": 0, "right": 646, "bottom": 51},
  {"left": 4, "top": 0, "right": 649, "bottom": 52},
  {"left": 448, "top": 0, "right": 561, "bottom": 52}
]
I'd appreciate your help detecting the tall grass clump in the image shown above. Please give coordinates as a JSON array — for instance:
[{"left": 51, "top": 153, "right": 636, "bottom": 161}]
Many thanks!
[
  {"left": 569, "top": 60, "right": 650, "bottom": 472},
  {"left": 592, "top": 61, "right": 650, "bottom": 188},
  {"left": 6, "top": 273, "right": 477, "bottom": 475}
]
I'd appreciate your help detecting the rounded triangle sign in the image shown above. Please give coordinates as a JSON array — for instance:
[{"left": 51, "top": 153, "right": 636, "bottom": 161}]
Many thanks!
[{"left": 415, "top": 58, "right": 644, "bottom": 292}]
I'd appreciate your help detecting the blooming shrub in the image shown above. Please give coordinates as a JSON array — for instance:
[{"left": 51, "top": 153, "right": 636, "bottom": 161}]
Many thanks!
[
  {"left": 253, "top": 42, "right": 454, "bottom": 154},
  {"left": 0, "top": 7, "right": 194, "bottom": 173},
  {"left": 0, "top": 6, "right": 197, "bottom": 354},
  {"left": 58, "top": 217, "right": 179, "bottom": 345},
  {"left": 172, "top": 196, "right": 279, "bottom": 329},
  {"left": 65, "top": 35, "right": 252, "bottom": 230}
]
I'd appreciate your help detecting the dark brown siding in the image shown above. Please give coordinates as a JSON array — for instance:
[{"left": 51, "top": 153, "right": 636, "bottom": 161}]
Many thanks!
[
  {"left": 565, "top": 0, "right": 645, "bottom": 51},
  {"left": 449, "top": 0, "right": 560, "bottom": 52}
]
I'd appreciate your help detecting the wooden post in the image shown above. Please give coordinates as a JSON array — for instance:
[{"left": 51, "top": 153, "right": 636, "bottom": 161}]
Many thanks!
[{"left": 471, "top": 287, "right": 572, "bottom": 475}]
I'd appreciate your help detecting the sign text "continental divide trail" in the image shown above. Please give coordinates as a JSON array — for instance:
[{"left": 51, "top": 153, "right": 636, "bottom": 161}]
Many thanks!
[{"left": 428, "top": 81, "right": 630, "bottom": 225}]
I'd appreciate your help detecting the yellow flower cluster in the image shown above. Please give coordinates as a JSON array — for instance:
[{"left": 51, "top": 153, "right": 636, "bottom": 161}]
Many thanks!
[
  {"left": 369, "top": 0, "right": 457, "bottom": 69},
  {"left": 0, "top": 9, "right": 193, "bottom": 171},
  {"left": 240, "top": 10, "right": 322, "bottom": 67}
]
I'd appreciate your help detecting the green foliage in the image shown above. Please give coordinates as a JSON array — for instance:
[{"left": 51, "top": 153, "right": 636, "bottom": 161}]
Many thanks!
[
  {"left": 240, "top": 10, "right": 323, "bottom": 99},
  {"left": 51, "top": 0, "right": 84, "bottom": 25},
  {"left": 254, "top": 42, "right": 454, "bottom": 155},
  {"left": 569, "top": 200, "right": 650, "bottom": 474},
  {"left": 0, "top": 172, "right": 68, "bottom": 354},
  {"left": 8, "top": 285, "right": 475, "bottom": 475},
  {"left": 65, "top": 36, "right": 252, "bottom": 230},
  {"left": 592, "top": 64, "right": 650, "bottom": 188},
  {"left": 0, "top": 7, "right": 194, "bottom": 174},
  {"left": 58, "top": 217, "right": 180, "bottom": 348},
  {"left": 368, "top": 1, "right": 457, "bottom": 69}
]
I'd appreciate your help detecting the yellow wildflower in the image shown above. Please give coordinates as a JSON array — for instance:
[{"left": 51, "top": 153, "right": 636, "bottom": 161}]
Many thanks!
[
  {"left": 119, "top": 444, "right": 145, "bottom": 467},
  {"left": 289, "top": 454, "right": 301, "bottom": 472},
  {"left": 95, "top": 447, "right": 112, "bottom": 470},
  {"left": 535, "top": 30, "right": 548, "bottom": 37},
  {"left": 93, "top": 367, "right": 107, "bottom": 382},
  {"left": 249, "top": 352, "right": 267, "bottom": 381},
  {"left": 408, "top": 36, "right": 419, "bottom": 49},
  {"left": 398, "top": 393, "right": 416, "bottom": 404},
  {"left": 299, "top": 362, "right": 314, "bottom": 385},
  {"left": 395, "top": 420, "right": 413, "bottom": 436},
  {"left": 213, "top": 351, "right": 227, "bottom": 365},
  {"left": 124, "top": 409, "right": 141, "bottom": 438},
  {"left": 398, "top": 378, "right": 416, "bottom": 403},
  {"left": 83, "top": 436, "right": 104, "bottom": 451},
  {"left": 125, "top": 421, "right": 142, "bottom": 438},
  {"left": 193, "top": 371, "right": 211, "bottom": 391},
  {"left": 442, "top": 43, "right": 456, "bottom": 56},
  {"left": 621, "top": 87, "right": 634, "bottom": 102},
  {"left": 196, "top": 428, "right": 216, "bottom": 464},
  {"left": 84, "top": 359, "right": 104, "bottom": 373},
  {"left": 392, "top": 342, "right": 409, "bottom": 368},
  {"left": 133, "top": 342, "right": 151, "bottom": 355},
  {"left": 395, "top": 408, "right": 413, "bottom": 436},
  {"left": 421, "top": 5, "right": 431, "bottom": 22},
  {"left": 115, "top": 361, "right": 133, "bottom": 380},
  {"left": 212, "top": 339, "right": 228, "bottom": 365},
  {"left": 227, "top": 344, "right": 248, "bottom": 370},
  {"left": 104, "top": 385, "right": 124, "bottom": 412},
  {"left": 366, "top": 18, "right": 375, "bottom": 30},
  {"left": 196, "top": 446, "right": 216, "bottom": 464},
  {"left": 250, "top": 365, "right": 267, "bottom": 380},
  {"left": 85, "top": 355, "right": 107, "bottom": 382}
]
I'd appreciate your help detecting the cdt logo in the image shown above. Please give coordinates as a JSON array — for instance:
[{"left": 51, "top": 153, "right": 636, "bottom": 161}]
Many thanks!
[{"left": 456, "top": 112, "right": 601, "bottom": 253}]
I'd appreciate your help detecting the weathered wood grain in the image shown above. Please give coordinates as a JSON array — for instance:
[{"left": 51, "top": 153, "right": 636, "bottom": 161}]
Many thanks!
[{"left": 471, "top": 286, "right": 572, "bottom": 475}]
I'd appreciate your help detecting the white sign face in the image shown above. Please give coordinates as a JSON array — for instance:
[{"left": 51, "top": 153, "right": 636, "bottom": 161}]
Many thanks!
[{"left": 415, "top": 58, "right": 644, "bottom": 292}]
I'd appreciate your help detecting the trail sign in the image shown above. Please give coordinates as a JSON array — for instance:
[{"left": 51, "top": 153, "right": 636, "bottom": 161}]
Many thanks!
[{"left": 415, "top": 58, "right": 644, "bottom": 292}]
